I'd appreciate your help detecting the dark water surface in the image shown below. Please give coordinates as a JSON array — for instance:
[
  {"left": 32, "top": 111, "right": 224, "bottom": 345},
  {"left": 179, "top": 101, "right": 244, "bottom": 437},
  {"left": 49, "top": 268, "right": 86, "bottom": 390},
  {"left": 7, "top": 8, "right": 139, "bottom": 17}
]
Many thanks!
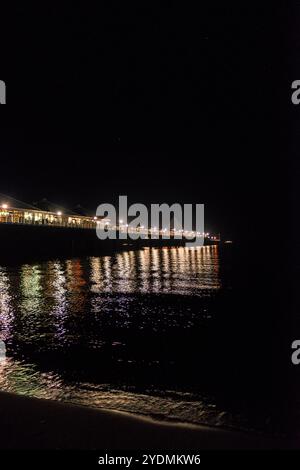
[{"left": 0, "top": 246, "right": 288, "bottom": 435}]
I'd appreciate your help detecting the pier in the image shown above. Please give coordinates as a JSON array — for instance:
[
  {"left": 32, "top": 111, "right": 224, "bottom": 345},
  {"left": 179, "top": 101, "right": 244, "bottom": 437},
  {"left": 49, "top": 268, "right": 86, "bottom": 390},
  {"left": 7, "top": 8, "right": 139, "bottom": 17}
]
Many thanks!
[
  {"left": 0, "top": 197, "right": 220, "bottom": 261},
  {"left": 0, "top": 203, "right": 219, "bottom": 241}
]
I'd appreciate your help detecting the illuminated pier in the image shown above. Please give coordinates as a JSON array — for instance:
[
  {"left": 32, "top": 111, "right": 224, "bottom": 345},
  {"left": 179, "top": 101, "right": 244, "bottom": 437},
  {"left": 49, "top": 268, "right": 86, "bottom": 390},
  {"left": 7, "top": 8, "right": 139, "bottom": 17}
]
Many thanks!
[{"left": 0, "top": 202, "right": 220, "bottom": 242}]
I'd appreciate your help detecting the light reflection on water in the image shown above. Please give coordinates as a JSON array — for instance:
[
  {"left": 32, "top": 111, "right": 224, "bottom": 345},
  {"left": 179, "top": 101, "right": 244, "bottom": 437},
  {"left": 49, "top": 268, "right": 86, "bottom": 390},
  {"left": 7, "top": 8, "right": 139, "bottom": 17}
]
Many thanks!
[
  {"left": 0, "top": 357, "right": 234, "bottom": 428},
  {"left": 0, "top": 246, "right": 247, "bottom": 430}
]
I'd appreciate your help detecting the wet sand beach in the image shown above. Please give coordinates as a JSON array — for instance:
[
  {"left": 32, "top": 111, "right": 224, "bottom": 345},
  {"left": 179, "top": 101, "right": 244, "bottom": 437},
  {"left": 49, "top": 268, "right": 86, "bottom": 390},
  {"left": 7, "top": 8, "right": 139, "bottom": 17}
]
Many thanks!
[{"left": 0, "top": 391, "right": 292, "bottom": 449}]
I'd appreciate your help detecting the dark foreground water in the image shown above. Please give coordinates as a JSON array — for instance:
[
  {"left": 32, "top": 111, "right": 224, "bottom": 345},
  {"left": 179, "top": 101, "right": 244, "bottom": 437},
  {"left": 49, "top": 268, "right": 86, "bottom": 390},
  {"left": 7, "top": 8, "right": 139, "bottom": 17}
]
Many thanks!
[{"left": 0, "top": 246, "right": 289, "bottom": 436}]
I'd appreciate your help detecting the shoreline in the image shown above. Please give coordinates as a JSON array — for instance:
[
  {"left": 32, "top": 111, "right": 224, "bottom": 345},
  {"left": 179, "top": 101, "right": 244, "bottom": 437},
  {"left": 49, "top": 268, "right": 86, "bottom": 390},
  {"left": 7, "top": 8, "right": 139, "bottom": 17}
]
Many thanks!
[{"left": 0, "top": 391, "right": 293, "bottom": 449}]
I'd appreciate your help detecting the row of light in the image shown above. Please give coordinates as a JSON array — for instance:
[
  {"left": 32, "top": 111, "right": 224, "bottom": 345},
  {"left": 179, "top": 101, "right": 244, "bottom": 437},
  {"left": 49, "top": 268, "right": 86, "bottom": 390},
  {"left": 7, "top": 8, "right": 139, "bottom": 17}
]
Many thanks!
[
  {"left": 111, "top": 222, "right": 211, "bottom": 237},
  {"left": 118, "top": 221, "right": 210, "bottom": 237},
  {"left": 1, "top": 204, "right": 98, "bottom": 222},
  {"left": 1, "top": 203, "right": 63, "bottom": 216}
]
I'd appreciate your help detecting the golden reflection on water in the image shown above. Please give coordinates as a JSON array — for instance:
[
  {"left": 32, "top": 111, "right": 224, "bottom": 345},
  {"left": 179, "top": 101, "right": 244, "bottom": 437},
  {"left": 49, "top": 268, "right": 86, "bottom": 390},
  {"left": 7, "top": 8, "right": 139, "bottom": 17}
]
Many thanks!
[
  {"left": 20, "top": 265, "right": 44, "bottom": 315},
  {"left": 0, "top": 247, "right": 277, "bottom": 434},
  {"left": 0, "top": 267, "right": 14, "bottom": 342},
  {"left": 88, "top": 245, "right": 220, "bottom": 295},
  {"left": 0, "top": 246, "right": 220, "bottom": 323},
  {"left": 0, "top": 246, "right": 246, "bottom": 432},
  {"left": 0, "top": 247, "right": 221, "bottom": 396}
]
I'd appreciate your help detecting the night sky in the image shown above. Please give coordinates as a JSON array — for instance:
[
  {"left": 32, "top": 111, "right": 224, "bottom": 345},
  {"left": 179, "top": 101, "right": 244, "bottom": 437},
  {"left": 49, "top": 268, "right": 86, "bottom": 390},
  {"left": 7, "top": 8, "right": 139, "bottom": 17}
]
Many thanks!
[{"left": 0, "top": 5, "right": 290, "bottom": 242}]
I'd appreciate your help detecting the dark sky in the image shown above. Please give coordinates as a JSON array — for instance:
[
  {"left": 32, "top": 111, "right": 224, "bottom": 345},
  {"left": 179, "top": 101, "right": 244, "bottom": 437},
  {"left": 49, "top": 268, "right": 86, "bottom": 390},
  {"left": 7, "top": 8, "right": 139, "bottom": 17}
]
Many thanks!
[{"left": 0, "top": 5, "right": 290, "bottom": 239}]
